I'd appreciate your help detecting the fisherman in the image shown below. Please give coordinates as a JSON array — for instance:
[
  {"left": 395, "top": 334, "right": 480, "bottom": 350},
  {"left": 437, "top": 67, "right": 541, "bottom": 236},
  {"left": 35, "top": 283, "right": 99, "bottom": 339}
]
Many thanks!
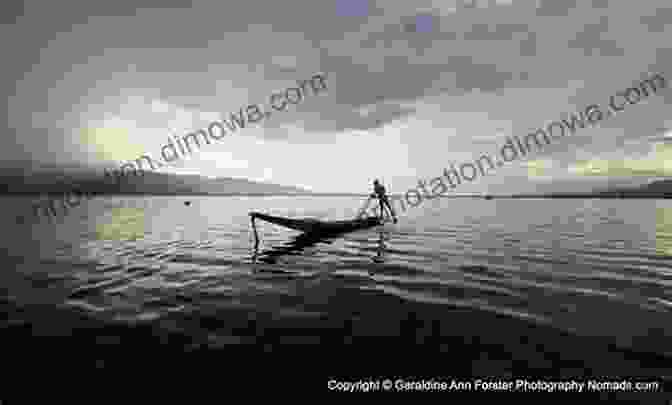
[{"left": 371, "top": 179, "right": 397, "bottom": 223}]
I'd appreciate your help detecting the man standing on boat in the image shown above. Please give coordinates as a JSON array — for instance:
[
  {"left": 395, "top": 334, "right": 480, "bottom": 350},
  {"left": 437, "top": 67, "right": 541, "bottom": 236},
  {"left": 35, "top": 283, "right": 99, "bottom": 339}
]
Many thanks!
[{"left": 371, "top": 179, "right": 397, "bottom": 223}]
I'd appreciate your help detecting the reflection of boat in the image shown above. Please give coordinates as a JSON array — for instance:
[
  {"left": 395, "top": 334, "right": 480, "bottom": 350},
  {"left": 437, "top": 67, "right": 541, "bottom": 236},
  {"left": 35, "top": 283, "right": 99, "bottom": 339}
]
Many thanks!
[
  {"left": 252, "top": 231, "right": 337, "bottom": 264},
  {"left": 252, "top": 225, "right": 391, "bottom": 266},
  {"left": 249, "top": 211, "right": 389, "bottom": 264}
]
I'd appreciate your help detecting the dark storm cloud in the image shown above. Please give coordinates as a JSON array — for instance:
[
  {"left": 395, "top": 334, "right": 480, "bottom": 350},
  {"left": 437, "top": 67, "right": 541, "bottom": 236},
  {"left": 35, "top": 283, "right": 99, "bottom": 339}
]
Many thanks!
[
  {"left": 640, "top": 7, "right": 672, "bottom": 33},
  {"left": 258, "top": 48, "right": 516, "bottom": 139},
  {"left": 567, "top": 16, "right": 625, "bottom": 57},
  {"left": 0, "top": 127, "right": 86, "bottom": 172},
  {"left": 518, "top": 31, "right": 538, "bottom": 57},
  {"left": 335, "top": 10, "right": 528, "bottom": 102},
  {"left": 590, "top": 0, "right": 610, "bottom": 9},
  {"left": 301, "top": 103, "right": 416, "bottom": 133},
  {"left": 459, "top": 20, "right": 538, "bottom": 59},
  {"left": 253, "top": 5, "right": 530, "bottom": 140},
  {"left": 442, "top": 55, "right": 519, "bottom": 93},
  {"left": 653, "top": 48, "right": 672, "bottom": 96},
  {"left": 2, "top": 0, "right": 536, "bottom": 157},
  {"left": 534, "top": 0, "right": 578, "bottom": 17},
  {"left": 2, "top": 0, "right": 671, "bottom": 197},
  {"left": 0, "top": 1, "right": 25, "bottom": 25},
  {"left": 462, "top": 22, "right": 531, "bottom": 41},
  {"left": 318, "top": 52, "right": 517, "bottom": 108}
]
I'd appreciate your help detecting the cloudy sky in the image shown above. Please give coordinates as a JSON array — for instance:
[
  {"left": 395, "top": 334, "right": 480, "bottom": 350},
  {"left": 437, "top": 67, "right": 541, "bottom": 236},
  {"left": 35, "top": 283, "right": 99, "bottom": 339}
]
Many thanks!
[{"left": 3, "top": 0, "right": 672, "bottom": 193}]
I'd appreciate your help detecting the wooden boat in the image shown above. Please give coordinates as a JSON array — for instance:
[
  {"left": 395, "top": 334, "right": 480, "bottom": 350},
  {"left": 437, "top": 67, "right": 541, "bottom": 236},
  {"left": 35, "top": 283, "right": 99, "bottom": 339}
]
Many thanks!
[
  {"left": 249, "top": 211, "right": 386, "bottom": 248},
  {"left": 249, "top": 211, "right": 382, "bottom": 234}
]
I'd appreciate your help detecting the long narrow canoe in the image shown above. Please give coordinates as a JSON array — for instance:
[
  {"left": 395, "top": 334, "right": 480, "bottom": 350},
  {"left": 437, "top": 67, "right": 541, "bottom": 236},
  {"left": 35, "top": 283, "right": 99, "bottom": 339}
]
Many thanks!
[{"left": 249, "top": 211, "right": 382, "bottom": 234}]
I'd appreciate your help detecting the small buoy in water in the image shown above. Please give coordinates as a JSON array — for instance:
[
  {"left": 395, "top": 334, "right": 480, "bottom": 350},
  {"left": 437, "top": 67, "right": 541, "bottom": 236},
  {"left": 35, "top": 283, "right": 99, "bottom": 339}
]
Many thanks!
[{"left": 184, "top": 201, "right": 191, "bottom": 206}]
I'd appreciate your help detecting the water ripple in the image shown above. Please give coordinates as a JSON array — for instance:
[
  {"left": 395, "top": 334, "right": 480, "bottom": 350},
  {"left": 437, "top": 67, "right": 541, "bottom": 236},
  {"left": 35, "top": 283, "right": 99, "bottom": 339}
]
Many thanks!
[{"left": 2, "top": 196, "right": 672, "bottom": 363}]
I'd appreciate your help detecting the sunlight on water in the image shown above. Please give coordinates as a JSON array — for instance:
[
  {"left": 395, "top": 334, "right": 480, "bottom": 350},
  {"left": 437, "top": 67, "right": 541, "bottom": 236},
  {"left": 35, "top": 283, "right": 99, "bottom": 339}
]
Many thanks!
[
  {"left": 1, "top": 196, "right": 670, "bottom": 374},
  {"left": 655, "top": 206, "right": 672, "bottom": 256},
  {"left": 96, "top": 207, "right": 146, "bottom": 241}
]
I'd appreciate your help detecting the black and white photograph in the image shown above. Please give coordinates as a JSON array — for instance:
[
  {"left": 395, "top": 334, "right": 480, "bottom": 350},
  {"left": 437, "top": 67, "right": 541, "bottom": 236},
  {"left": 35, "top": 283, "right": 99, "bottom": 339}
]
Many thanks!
[{"left": 1, "top": 0, "right": 671, "bottom": 399}]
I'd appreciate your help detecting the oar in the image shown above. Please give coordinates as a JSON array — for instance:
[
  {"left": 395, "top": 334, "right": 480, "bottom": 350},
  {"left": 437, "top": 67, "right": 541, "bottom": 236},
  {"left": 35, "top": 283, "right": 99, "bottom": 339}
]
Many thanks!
[{"left": 250, "top": 213, "right": 260, "bottom": 249}]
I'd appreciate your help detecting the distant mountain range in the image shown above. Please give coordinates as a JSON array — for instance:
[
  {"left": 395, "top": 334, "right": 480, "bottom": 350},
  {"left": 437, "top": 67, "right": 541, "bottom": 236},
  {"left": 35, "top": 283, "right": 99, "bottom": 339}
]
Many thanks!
[
  {"left": 0, "top": 168, "right": 313, "bottom": 196},
  {"left": 507, "top": 179, "right": 672, "bottom": 198},
  {"left": 2, "top": 165, "right": 670, "bottom": 198}
]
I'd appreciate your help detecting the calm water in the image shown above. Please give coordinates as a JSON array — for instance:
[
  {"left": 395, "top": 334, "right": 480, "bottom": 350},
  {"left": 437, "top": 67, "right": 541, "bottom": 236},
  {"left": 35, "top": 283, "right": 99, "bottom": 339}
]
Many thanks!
[{"left": 1, "top": 196, "right": 671, "bottom": 380}]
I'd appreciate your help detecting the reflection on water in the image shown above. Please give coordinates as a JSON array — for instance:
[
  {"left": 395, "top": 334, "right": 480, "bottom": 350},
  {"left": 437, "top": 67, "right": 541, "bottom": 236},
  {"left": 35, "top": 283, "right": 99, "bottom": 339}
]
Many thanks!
[
  {"left": 96, "top": 207, "right": 146, "bottom": 241},
  {"left": 252, "top": 231, "right": 336, "bottom": 265},
  {"left": 655, "top": 207, "right": 672, "bottom": 256},
  {"left": 1, "top": 196, "right": 671, "bottom": 377},
  {"left": 372, "top": 230, "right": 389, "bottom": 264},
  {"left": 252, "top": 227, "right": 390, "bottom": 266}
]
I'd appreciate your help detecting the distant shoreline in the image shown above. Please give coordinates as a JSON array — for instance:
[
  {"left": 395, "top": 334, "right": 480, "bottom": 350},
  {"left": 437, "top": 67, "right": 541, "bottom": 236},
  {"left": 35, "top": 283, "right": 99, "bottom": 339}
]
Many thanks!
[
  {"left": 0, "top": 192, "right": 366, "bottom": 197},
  {"left": 496, "top": 193, "right": 672, "bottom": 199},
  {"left": 2, "top": 192, "right": 672, "bottom": 199}
]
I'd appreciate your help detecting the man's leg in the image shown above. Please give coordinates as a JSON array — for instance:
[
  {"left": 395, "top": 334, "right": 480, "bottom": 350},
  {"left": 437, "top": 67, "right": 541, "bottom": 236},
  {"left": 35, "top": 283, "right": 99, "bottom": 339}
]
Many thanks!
[
  {"left": 383, "top": 198, "right": 395, "bottom": 217},
  {"left": 382, "top": 197, "right": 397, "bottom": 222}
]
